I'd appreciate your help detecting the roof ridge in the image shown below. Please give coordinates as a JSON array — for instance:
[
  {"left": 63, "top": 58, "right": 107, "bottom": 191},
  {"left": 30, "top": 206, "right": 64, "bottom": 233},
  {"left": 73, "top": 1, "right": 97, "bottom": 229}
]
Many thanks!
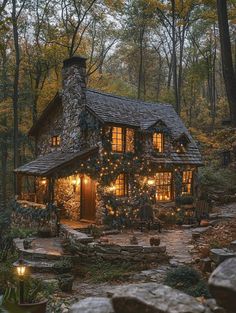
[{"left": 87, "top": 88, "right": 173, "bottom": 107}]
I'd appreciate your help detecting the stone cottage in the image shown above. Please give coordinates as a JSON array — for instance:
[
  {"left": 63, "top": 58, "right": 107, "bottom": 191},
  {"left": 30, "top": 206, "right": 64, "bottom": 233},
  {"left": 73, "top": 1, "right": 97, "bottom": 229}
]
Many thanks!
[{"left": 14, "top": 56, "right": 202, "bottom": 226}]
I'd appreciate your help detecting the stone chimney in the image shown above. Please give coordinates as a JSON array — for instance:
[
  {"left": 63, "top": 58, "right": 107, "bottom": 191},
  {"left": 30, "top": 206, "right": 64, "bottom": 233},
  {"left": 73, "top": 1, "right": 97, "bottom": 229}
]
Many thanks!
[{"left": 61, "top": 55, "right": 87, "bottom": 152}]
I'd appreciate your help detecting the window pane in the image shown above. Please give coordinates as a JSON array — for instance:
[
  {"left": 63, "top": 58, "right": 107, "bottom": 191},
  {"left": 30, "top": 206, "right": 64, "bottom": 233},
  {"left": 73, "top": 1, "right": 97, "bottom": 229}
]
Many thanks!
[
  {"left": 52, "top": 136, "right": 60, "bottom": 147},
  {"left": 153, "top": 133, "right": 164, "bottom": 152},
  {"left": 126, "top": 128, "right": 134, "bottom": 152},
  {"left": 156, "top": 172, "right": 172, "bottom": 201},
  {"left": 114, "top": 173, "right": 128, "bottom": 197},
  {"left": 112, "top": 127, "right": 123, "bottom": 152},
  {"left": 182, "top": 171, "right": 192, "bottom": 194}
]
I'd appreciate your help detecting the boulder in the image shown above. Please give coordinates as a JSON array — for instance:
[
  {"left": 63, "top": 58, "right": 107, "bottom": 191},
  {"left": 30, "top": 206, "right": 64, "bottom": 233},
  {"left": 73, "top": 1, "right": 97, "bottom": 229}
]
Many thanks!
[
  {"left": 111, "top": 283, "right": 207, "bottom": 313},
  {"left": 70, "top": 297, "right": 114, "bottom": 313},
  {"left": 209, "top": 257, "right": 236, "bottom": 313},
  {"left": 229, "top": 240, "right": 236, "bottom": 252},
  {"left": 209, "top": 249, "right": 236, "bottom": 265}
]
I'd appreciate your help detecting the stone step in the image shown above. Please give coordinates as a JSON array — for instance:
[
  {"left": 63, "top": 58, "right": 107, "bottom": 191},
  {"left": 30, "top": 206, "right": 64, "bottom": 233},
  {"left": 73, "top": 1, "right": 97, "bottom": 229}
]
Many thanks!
[
  {"left": 13, "top": 238, "right": 69, "bottom": 262},
  {"left": 26, "top": 260, "right": 57, "bottom": 273}
]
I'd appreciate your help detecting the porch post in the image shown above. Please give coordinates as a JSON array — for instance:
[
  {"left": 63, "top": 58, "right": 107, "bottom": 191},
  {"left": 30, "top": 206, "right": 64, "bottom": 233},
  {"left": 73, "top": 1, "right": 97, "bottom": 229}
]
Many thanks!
[{"left": 48, "top": 177, "right": 55, "bottom": 204}]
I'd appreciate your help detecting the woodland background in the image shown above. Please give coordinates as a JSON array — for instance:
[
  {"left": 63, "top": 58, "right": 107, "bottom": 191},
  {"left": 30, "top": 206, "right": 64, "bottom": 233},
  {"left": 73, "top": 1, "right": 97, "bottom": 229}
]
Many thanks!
[{"left": 1, "top": 0, "right": 236, "bottom": 209}]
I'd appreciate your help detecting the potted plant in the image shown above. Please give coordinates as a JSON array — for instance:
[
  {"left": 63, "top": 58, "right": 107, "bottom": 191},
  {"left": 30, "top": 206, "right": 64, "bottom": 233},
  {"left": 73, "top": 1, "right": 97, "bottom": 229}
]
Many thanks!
[
  {"left": 1, "top": 279, "right": 48, "bottom": 313},
  {"left": 53, "top": 258, "right": 74, "bottom": 292},
  {"left": 58, "top": 273, "right": 74, "bottom": 292}
]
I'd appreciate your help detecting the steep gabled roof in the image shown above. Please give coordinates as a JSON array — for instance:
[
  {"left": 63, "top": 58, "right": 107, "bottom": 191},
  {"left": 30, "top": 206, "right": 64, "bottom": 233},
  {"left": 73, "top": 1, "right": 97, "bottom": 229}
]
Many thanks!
[
  {"left": 86, "top": 89, "right": 197, "bottom": 147},
  {"left": 28, "top": 93, "right": 62, "bottom": 136}
]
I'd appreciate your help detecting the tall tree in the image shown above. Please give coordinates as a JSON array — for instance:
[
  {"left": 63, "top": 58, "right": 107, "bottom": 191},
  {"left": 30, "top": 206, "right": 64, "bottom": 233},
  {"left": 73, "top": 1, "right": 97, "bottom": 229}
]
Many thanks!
[
  {"left": 11, "top": 0, "right": 26, "bottom": 193},
  {"left": 217, "top": 0, "right": 236, "bottom": 126}
]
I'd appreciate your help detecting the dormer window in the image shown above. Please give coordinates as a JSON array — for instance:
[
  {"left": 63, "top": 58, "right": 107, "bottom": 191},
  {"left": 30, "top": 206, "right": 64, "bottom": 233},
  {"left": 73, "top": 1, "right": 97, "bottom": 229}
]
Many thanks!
[
  {"left": 153, "top": 132, "right": 164, "bottom": 152},
  {"left": 51, "top": 135, "right": 61, "bottom": 147},
  {"left": 111, "top": 127, "right": 134, "bottom": 153},
  {"left": 176, "top": 134, "right": 189, "bottom": 153}
]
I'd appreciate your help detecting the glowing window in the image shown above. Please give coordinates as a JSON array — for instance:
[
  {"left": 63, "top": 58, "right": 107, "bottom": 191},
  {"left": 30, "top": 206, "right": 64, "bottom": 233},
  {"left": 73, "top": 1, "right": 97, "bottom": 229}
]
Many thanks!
[
  {"left": 114, "top": 173, "right": 128, "bottom": 197},
  {"left": 51, "top": 136, "right": 61, "bottom": 147},
  {"left": 111, "top": 127, "right": 134, "bottom": 153},
  {"left": 112, "top": 127, "right": 123, "bottom": 152},
  {"left": 182, "top": 171, "right": 193, "bottom": 194},
  {"left": 153, "top": 133, "right": 164, "bottom": 152},
  {"left": 156, "top": 172, "right": 172, "bottom": 201}
]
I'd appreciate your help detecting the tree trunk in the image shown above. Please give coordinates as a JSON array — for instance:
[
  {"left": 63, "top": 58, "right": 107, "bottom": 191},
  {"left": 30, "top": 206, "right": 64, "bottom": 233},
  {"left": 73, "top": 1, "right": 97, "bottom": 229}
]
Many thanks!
[
  {"left": 217, "top": 0, "right": 236, "bottom": 126},
  {"left": 12, "top": 0, "right": 21, "bottom": 193},
  {"left": 171, "top": 0, "right": 180, "bottom": 114}
]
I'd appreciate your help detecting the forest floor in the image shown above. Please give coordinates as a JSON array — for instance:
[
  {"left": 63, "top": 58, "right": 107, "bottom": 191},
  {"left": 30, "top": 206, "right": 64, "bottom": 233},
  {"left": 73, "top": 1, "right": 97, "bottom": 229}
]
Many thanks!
[{"left": 41, "top": 202, "right": 236, "bottom": 312}]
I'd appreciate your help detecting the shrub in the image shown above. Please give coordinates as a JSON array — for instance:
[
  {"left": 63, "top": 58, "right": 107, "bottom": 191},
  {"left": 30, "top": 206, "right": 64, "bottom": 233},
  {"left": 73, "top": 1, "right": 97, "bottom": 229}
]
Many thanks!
[
  {"left": 53, "top": 258, "right": 73, "bottom": 274},
  {"left": 199, "top": 166, "right": 236, "bottom": 200},
  {"left": 164, "top": 266, "right": 211, "bottom": 298},
  {"left": 175, "top": 195, "right": 194, "bottom": 206}
]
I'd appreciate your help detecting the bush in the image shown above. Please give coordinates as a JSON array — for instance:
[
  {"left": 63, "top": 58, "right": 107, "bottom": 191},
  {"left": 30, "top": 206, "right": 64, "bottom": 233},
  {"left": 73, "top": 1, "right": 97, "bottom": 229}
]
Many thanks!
[
  {"left": 53, "top": 258, "right": 73, "bottom": 274},
  {"left": 199, "top": 166, "right": 236, "bottom": 200},
  {"left": 175, "top": 195, "right": 194, "bottom": 206},
  {"left": 164, "top": 266, "right": 211, "bottom": 298}
]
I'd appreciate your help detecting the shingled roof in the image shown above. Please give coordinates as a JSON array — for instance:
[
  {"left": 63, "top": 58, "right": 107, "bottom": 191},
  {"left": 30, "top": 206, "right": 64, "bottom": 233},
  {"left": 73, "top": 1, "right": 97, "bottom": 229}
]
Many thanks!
[
  {"left": 86, "top": 89, "right": 196, "bottom": 144},
  {"left": 27, "top": 88, "right": 202, "bottom": 165},
  {"left": 14, "top": 147, "right": 98, "bottom": 176}
]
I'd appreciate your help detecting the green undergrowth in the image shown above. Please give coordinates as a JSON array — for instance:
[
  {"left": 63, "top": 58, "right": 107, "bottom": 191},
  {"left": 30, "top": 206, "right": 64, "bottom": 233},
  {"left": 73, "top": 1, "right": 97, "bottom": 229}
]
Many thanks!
[
  {"left": 78, "top": 260, "right": 149, "bottom": 283},
  {"left": 164, "top": 266, "right": 211, "bottom": 298}
]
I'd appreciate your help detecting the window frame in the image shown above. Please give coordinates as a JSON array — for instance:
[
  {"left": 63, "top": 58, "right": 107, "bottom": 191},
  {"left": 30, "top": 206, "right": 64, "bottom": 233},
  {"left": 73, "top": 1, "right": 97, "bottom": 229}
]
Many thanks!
[
  {"left": 155, "top": 171, "right": 172, "bottom": 202},
  {"left": 51, "top": 135, "right": 61, "bottom": 147},
  {"left": 153, "top": 132, "right": 164, "bottom": 153},
  {"left": 182, "top": 170, "right": 193, "bottom": 195},
  {"left": 111, "top": 126, "right": 135, "bottom": 153},
  {"left": 114, "top": 173, "right": 129, "bottom": 197}
]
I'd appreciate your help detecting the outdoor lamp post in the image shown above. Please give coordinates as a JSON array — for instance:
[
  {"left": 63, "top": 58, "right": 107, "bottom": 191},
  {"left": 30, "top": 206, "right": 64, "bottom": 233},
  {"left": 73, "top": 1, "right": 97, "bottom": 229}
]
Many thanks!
[{"left": 14, "top": 256, "right": 28, "bottom": 304}]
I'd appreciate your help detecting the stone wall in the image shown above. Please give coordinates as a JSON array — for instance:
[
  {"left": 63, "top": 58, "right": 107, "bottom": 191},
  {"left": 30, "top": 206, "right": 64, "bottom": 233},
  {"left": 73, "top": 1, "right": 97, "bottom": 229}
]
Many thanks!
[
  {"left": 55, "top": 177, "right": 81, "bottom": 221},
  {"left": 61, "top": 57, "right": 87, "bottom": 152},
  {"left": 11, "top": 202, "right": 58, "bottom": 236},
  {"left": 60, "top": 225, "right": 169, "bottom": 264}
]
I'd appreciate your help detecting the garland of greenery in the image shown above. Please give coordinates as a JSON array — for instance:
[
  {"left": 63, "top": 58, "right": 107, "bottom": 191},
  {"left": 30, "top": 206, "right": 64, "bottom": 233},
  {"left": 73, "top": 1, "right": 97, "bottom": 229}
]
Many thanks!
[{"left": 12, "top": 201, "right": 58, "bottom": 223}]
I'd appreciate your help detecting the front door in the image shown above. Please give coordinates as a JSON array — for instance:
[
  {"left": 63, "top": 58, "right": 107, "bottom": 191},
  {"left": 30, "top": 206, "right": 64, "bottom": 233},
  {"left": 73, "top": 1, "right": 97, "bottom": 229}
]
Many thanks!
[{"left": 80, "top": 176, "right": 96, "bottom": 221}]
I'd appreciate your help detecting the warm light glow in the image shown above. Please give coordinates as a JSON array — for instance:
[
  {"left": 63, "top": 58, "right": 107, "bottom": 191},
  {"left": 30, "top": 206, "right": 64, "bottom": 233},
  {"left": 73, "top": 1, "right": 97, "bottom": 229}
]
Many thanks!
[
  {"left": 182, "top": 170, "right": 193, "bottom": 194},
  {"left": 17, "top": 265, "right": 26, "bottom": 277},
  {"left": 153, "top": 133, "right": 164, "bottom": 152},
  {"left": 156, "top": 172, "right": 172, "bottom": 201},
  {"left": 72, "top": 178, "right": 77, "bottom": 186},
  {"left": 84, "top": 178, "right": 88, "bottom": 184},
  {"left": 114, "top": 173, "right": 128, "bottom": 197},
  {"left": 41, "top": 178, "right": 47, "bottom": 185},
  {"left": 147, "top": 178, "right": 155, "bottom": 186}
]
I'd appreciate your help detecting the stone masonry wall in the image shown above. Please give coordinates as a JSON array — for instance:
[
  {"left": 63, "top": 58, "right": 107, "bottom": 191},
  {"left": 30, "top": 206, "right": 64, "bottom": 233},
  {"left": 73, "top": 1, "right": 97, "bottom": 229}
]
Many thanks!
[
  {"left": 60, "top": 224, "right": 169, "bottom": 264},
  {"left": 55, "top": 177, "right": 81, "bottom": 221},
  {"left": 61, "top": 57, "right": 87, "bottom": 152}
]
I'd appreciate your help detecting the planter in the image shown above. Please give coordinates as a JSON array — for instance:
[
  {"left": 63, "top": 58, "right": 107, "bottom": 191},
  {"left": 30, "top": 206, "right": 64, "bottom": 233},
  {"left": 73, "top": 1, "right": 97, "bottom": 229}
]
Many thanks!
[
  {"left": 58, "top": 274, "right": 74, "bottom": 292},
  {"left": 200, "top": 219, "right": 209, "bottom": 227},
  {"left": 4, "top": 300, "right": 47, "bottom": 313},
  {"left": 181, "top": 204, "right": 194, "bottom": 209}
]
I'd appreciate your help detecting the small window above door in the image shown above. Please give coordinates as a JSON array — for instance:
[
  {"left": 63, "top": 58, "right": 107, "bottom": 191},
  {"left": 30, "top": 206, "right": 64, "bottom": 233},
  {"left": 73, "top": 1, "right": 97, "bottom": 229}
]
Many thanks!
[{"left": 51, "top": 135, "right": 61, "bottom": 147}]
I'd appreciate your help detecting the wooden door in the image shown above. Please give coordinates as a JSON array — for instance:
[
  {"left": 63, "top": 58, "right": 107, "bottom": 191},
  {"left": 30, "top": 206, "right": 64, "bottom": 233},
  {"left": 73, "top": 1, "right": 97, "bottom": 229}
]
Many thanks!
[{"left": 80, "top": 176, "right": 96, "bottom": 221}]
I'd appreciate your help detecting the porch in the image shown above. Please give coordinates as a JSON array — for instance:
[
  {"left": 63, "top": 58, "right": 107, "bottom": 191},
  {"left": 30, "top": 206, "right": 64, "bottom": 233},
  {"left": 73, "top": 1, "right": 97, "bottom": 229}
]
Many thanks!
[{"left": 14, "top": 147, "right": 99, "bottom": 224}]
